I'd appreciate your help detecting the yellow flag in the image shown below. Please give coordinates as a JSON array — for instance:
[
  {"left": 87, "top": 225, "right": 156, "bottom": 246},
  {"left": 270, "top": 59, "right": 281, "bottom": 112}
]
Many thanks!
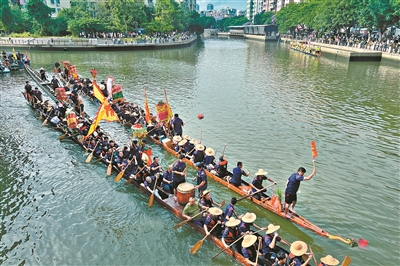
[
  {"left": 86, "top": 100, "right": 119, "bottom": 137},
  {"left": 92, "top": 80, "right": 106, "bottom": 103},
  {"left": 164, "top": 89, "right": 173, "bottom": 122},
  {"left": 12, "top": 48, "right": 17, "bottom": 60}
]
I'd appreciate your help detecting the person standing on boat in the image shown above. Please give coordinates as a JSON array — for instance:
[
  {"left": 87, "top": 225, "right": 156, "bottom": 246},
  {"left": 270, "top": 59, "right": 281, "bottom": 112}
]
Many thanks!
[
  {"left": 51, "top": 76, "right": 60, "bottom": 90},
  {"left": 182, "top": 196, "right": 208, "bottom": 227},
  {"left": 25, "top": 81, "right": 33, "bottom": 100},
  {"left": 230, "top": 162, "right": 250, "bottom": 187},
  {"left": 250, "top": 169, "right": 276, "bottom": 200},
  {"left": 40, "top": 68, "right": 46, "bottom": 81},
  {"left": 33, "top": 87, "right": 43, "bottom": 103},
  {"left": 172, "top": 154, "right": 187, "bottom": 199},
  {"left": 193, "top": 162, "right": 207, "bottom": 196},
  {"left": 284, "top": 167, "right": 316, "bottom": 219},
  {"left": 289, "top": 240, "right": 313, "bottom": 266},
  {"left": 223, "top": 197, "right": 239, "bottom": 223},
  {"left": 171, "top": 113, "right": 184, "bottom": 136}
]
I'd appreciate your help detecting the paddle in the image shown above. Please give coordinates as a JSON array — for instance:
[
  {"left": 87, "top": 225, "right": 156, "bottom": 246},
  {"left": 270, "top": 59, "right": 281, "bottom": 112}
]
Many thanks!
[
  {"left": 148, "top": 174, "right": 159, "bottom": 208},
  {"left": 236, "top": 183, "right": 276, "bottom": 202},
  {"left": 106, "top": 152, "right": 113, "bottom": 176},
  {"left": 222, "top": 143, "right": 226, "bottom": 155},
  {"left": 85, "top": 141, "right": 99, "bottom": 163},
  {"left": 173, "top": 210, "right": 207, "bottom": 230},
  {"left": 42, "top": 110, "right": 53, "bottom": 126},
  {"left": 59, "top": 132, "right": 80, "bottom": 141},
  {"left": 190, "top": 222, "right": 220, "bottom": 254},
  {"left": 124, "top": 164, "right": 146, "bottom": 186},
  {"left": 90, "top": 157, "right": 103, "bottom": 164},
  {"left": 254, "top": 237, "right": 262, "bottom": 266},
  {"left": 341, "top": 255, "right": 352, "bottom": 266},
  {"left": 199, "top": 130, "right": 202, "bottom": 143},
  {"left": 309, "top": 246, "right": 318, "bottom": 266},
  {"left": 311, "top": 140, "right": 318, "bottom": 171},
  {"left": 219, "top": 200, "right": 226, "bottom": 207},
  {"left": 212, "top": 228, "right": 265, "bottom": 259},
  {"left": 115, "top": 159, "right": 133, "bottom": 182}
]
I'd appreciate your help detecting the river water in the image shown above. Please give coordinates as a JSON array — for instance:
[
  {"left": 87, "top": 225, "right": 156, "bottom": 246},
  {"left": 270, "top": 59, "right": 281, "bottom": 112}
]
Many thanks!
[{"left": 1, "top": 38, "right": 399, "bottom": 265}]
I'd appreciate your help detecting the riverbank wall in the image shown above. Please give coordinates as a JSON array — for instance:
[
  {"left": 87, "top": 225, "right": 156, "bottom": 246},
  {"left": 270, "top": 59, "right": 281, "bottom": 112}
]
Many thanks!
[{"left": 0, "top": 36, "right": 198, "bottom": 51}]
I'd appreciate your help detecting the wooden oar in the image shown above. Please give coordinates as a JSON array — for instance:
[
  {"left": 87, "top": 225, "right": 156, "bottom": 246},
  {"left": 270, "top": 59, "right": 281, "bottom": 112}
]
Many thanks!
[
  {"left": 148, "top": 174, "right": 159, "bottom": 208},
  {"left": 219, "top": 200, "right": 226, "bottom": 207},
  {"left": 85, "top": 141, "right": 99, "bottom": 163},
  {"left": 190, "top": 223, "right": 219, "bottom": 254},
  {"left": 115, "top": 159, "right": 133, "bottom": 182},
  {"left": 199, "top": 130, "right": 202, "bottom": 143},
  {"left": 212, "top": 228, "right": 265, "bottom": 259},
  {"left": 106, "top": 153, "right": 113, "bottom": 176},
  {"left": 42, "top": 110, "right": 53, "bottom": 126},
  {"left": 309, "top": 246, "right": 318, "bottom": 266},
  {"left": 174, "top": 210, "right": 207, "bottom": 230},
  {"left": 254, "top": 237, "right": 262, "bottom": 266},
  {"left": 236, "top": 183, "right": 276, "bottom": 202},
  {"left": 90, "top": 157, "right": 103, "bottom": 164},
  {"left": 341, "top": 255, "right": 351, "bottom": 266},
  {"left": 124, "top": 164, "right": 146, "bottom": 185},
  {"left": 222, "top": 143, "right": 226, "bottom": 155},
  {"left": 59, "top": 132, "right": 80, "bottom": 141}
]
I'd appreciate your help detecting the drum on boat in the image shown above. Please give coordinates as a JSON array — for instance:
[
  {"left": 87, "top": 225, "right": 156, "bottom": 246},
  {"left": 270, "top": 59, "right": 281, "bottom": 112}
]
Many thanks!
[{"left": 176, "top": 183, "right": 195, "bottom": 205}]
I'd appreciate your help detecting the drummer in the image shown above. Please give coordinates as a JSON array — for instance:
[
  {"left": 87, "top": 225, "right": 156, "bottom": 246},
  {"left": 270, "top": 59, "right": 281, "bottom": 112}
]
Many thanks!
[
  {"left": 173, "top": 153, "right": 187, "bottom": 200},
  {"left": 241, "top": 235, "right": 259, "bottom": 266},
  {"left": 250, "top": 169, "right": 276, "bottom": 200},
  {"left": 193, "top": 162, "right": 207, "bottom": 196},
  {"left": 199, "top": 190, "right": 222, "bottom": 208},
  {"left": 182, "top": 196, "right": 209, "bottom": 227},
  {"left": 204, "top": 207, "right": 223, "bottom": 238}
]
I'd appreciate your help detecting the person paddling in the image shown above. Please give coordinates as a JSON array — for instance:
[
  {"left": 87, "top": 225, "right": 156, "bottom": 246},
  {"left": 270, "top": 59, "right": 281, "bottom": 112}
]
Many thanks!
[
  {"left": 250, "top": 169, "right": 276, "bottom": 200},
  {"left": 230, "top": 161, "right": 250, "bottom": 187},
  {"left": 289, "top": 240, "right": 314, "bottom": 266},
  {"left": 319, "top": 255, "right": 340, "bottom": 266},
  {"left": 284, "top": 166, "right": 316, "bottom": 219}
]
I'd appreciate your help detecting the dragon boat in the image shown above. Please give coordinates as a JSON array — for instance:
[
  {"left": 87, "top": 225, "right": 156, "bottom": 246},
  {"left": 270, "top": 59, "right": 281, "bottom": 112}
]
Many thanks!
[
  {"left": 22, "top": 82, "right": 307, "bottom": 266},
  {"left": 290, "top": 41, "right": 322, "bottom": 57},
  {"left": 24, "top": 63, "right": 357, "bottom": 247}
]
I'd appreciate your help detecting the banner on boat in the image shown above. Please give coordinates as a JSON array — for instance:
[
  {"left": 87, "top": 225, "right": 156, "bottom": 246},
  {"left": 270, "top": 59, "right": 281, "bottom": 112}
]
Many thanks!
[
  {"left": 66, "top": 111, "right": 78, "bottom": 129},
  {"left": 155, "top": 101, "right": 169, "bottom": 122},
  {"left": 112, "top": 84, "right": 124, "bottom": 102}
]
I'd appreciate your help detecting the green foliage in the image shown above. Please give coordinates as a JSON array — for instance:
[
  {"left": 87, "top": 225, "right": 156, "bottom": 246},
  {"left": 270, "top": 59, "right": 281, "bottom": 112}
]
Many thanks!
[
  {"left": 275, "top": 187, "right": 282, "bottom": 202},
  {"left": 253, "top": 11, "right": 274, "bottom": 25},
  {"left": 215, "top": 16, "right": 249, "bottom": 31}
]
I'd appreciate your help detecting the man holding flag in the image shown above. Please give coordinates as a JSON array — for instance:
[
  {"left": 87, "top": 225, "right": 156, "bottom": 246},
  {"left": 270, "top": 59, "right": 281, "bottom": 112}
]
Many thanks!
[{"left": 284, "top": 141, "right": 318, "bottom": 219}]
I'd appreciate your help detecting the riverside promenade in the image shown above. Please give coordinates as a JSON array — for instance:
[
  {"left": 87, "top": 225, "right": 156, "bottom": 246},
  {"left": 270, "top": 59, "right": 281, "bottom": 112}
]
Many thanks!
[
  {"left": 281, "top": 37, "right": 400, "bottom": 62},
  {"left": 0, "top": 35, "right": 198, "bottom": 51}
]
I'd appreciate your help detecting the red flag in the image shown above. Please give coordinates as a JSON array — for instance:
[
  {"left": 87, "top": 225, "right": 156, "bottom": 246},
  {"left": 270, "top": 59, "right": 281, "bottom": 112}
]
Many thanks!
[
  {"left": 311, "top": 140, "right": 318, "bottom": 160},
  {"left": 144, "top": 89, "right": 151, "bottom": 123}
]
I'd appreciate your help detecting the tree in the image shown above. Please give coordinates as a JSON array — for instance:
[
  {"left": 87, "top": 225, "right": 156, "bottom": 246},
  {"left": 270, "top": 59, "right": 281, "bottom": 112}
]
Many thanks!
[
  {"left": 25, "top": 0, "right": 52, "bottom": 34},
  {"left": 105, "top": 0, "right": 147, "bottom": 33},
  {"left": 253, "top": 11, "right": 274, "bottom": 25}
]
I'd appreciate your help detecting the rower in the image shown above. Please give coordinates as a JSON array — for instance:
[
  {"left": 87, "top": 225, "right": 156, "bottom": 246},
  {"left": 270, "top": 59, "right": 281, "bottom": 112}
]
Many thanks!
[
  {"left": 39, "top": 67, "right": 46, "bottom": 81},
  {"left": 261, "top": 224, "right": 290, "bottom": 262},
  {"left": 192, "top": 144, "right": 205, "bottom": 164},
  {"left": 177, "top": 139, "right": 187, "bottom": 154},
  {"left": 143, "top": 174, "right": 161, "bottom": 199},
  {"left": 241, "top": 235, "right": 259, "bottom": 266},
  {"left": 204, "top": 148, "right": 216, "bottom": 169},
  {"left": 161, "top": 165, "right": 174, "bottom": 194},
  {"left": 319, "top": 255, "right": 340, "bottom": 266},
  {"left": 221, "top": 217, "right": 240, "bottom": 251},
  {"left": 250, "top": 169, "right": 276, "bottom": 201},
  {"left": 223, "top": 197, "right": 239, "bottom": 223},
  {"left": 238, "top": 212, "right": 262, "bottom": 236},
  {"left": 204, "top": 207, "right": 223, "bottom": 238},
  {"left": 272, "top": 251, "right": 289, "bottom": 266},
  {"left": 187, "top": 138, "right": 197, "bottom": 156},
  {"left": 182, "top": 196, "right": 208, "bottom": 227},
  {"left": 289, "top": 240, "right": 314, "bottom": 266},
  {"left": 230, "top": 161, "right": 249, "bottom": 187},
  {"left": 212, "top": 155, "right": 228, "bottom": 178},
  {"left": 199, "top": 190, "right": 221, "bottom": 208},
  {"left": 25, "top": 81, "right": 33, "bottom": 101},
  {"left": 149, "top": 156, "right": 162, "bottom": 176},
  {"left": 193, "top": 162, "right": 207, "bottom": 196},
  {"left": 33, "top": 87, "right": 43, "bottom": 102}
]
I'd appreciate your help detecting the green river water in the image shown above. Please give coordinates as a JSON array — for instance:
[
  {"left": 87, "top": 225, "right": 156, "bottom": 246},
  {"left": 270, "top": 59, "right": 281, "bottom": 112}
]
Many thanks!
[{"left": 0, "top": 38, "right": 399, "bottom": 265}]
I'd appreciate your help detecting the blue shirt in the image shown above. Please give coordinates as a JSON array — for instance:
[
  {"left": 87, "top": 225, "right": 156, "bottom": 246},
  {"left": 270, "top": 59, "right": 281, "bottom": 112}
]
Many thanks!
[
  {"left": 238, "top": 221, "right": 251, "bottom": 235},
  {"left": 231, "top": 166, "right": 246, "bottom": 185},
  {"left": 251, "top": 175, "right": 268, "bottom": 192},
  {"left": 223, "top": 203, "right": 235, "bottom": 222},
  {"left": 196, "top": 168, "right": 207, "bottom": 191},
  {"left": 162, "top": 170, "right": 173, "bottom": 185},
  {"left": 204, "top": 155, "right": 215, "bottom": 165},
  {"left": 262, "top": 234, "right": 281, "bottom": 254},
  {"left": 285, "top": 173, "right": 305, "bottom": 194},
  {"left": 172, "top": 160, "right": 186, "bottom": 182},
  {"left": 172, "top": 117, "right": 183, "bottom": 134}
]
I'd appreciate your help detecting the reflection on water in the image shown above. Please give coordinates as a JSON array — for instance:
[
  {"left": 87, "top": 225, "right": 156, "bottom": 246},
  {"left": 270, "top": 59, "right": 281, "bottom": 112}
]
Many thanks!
[{"left": 1, "top": 39, "right": 399, "bottom": 265}]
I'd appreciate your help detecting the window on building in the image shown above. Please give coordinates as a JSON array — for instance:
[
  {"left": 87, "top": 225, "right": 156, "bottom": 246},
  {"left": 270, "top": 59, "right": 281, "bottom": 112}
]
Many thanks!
[{"left": 50, "top": 0, "right": 55, "bottom": 4}]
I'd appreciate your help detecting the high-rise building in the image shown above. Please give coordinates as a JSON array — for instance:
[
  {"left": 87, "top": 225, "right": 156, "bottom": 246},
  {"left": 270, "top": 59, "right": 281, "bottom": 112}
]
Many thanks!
[{"left": 207, "top": 4, "right": 214, "bottom": 10}]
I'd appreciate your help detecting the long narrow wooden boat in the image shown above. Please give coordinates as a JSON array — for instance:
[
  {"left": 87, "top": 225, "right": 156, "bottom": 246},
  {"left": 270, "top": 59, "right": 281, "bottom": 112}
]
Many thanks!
[
  {"left": 25, "top": 63, "right": 356, "bottom": 247},
  {"left": 290, "top": 41, "right": 322, "bottom": 57},
  {"left": 23, "top": 89, "right": 300, "bottom": 266}
]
